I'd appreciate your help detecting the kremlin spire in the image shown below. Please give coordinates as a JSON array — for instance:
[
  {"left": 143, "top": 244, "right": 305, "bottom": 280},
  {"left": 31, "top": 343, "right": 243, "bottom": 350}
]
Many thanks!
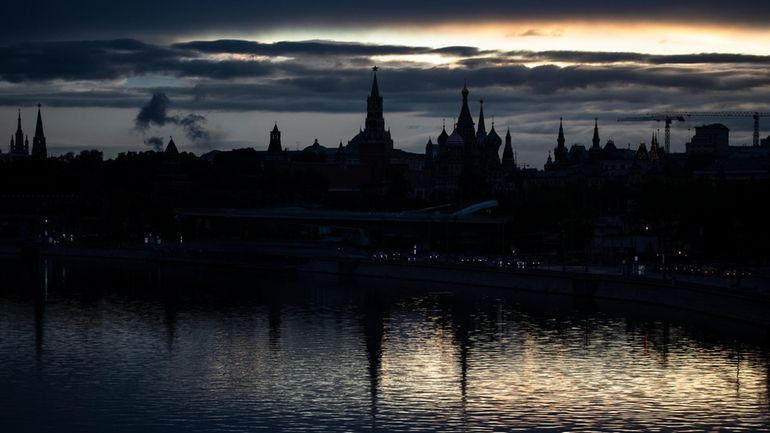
[
  {"left": 477, "top": 99, "right": 486, "bottom": 135},
  {"left": 554, "top": 118, "right": 567, "bottom": 166},
  {"left": 502, "top": 127, "right": 515, "bottom": 170},
  {"left": 592, "top": 118, "right": 600, "bottom": 149},
  {"left": 364, "top": 66, "right": 385, "bottom": 135},
  {"left": 456, "top": 83, "right": 476, "bottom": 144},
  {"left": 370, "top": 66, "right": 380, "bottom": 98}
]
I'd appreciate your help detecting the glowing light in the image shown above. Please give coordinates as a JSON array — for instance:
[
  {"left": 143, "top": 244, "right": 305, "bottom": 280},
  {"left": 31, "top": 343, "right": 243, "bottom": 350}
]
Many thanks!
[
  {"left": 371, "top": 54, "right": 459, "bottom": 66},
  {"left": 227, "top": 20, "right": 770, "bottom": 57}
]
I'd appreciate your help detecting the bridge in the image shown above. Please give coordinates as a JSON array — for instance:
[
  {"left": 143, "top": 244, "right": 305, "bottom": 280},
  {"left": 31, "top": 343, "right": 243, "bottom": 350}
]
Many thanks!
[{"left": 174, "top": 202, "right": 511, "bottom": 252}]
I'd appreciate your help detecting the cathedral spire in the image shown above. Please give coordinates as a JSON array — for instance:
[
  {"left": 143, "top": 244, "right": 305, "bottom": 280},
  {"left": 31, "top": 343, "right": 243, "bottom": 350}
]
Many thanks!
[
  {"left": 554, "top": 118, "right": 567, "bottom": 166},
  {"left": 35, "top": 104, "right": 44, "bottom": 137},
  {"left": 437, "top": 119, "right": 449, "bottom": 146},
  {"left": 14, "top": 109, "right": 25, "bottom": 155},
  {"left": 592, "top": 117, "right": 600, "bottom": 150},
  {"left": 32, "top": 104, "right": 47, "bottom": 158},
  {"left": 477, "top": 99, "right": 486, "bottom": 135},
  {"left": 502, "top": 127, "right": 515, "bottom": 170},
  {"left": 649, "top": 131, "right": 661, "bottom": 160},
  {"left": 456, "top": 83, "right": 476, "bottom": 144}
]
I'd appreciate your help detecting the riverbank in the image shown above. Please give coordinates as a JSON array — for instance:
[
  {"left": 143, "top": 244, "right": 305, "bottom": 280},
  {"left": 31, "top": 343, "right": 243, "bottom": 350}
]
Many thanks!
[{"left": 25, "top": 240, "right": 770, "bottom": 328}]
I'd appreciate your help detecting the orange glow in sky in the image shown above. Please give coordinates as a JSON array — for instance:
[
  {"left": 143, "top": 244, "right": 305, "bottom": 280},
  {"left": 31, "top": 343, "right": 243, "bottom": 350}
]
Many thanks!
[{"left": 234, "top": 20, "right": 770, "bottom": 57}]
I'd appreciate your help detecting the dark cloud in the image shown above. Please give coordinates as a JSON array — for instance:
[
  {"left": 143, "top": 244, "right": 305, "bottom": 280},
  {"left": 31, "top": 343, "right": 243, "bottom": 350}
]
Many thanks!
[
  {"left": 175, "top": 40, "right": 491, "bottom": 61},
  {"left": 509, "top": 50, "right": 770, "bottom": 65},
  {"left": 135, "top": 92, "right": 210, "bottom": 142},
  {"left": 428, "top": 46, "right": 492, "bottom": 57},
  {"left": 0, "top": 39, "right": 182, "bottom": 82},
  {"left": 0, "top": 39, "right": 291, "bottom": 82},
  {"left": 4, "top": 39, "right": 770, "bottom": 89},
  {"left": 174, "top": 39, "right": 431, "bottom": 57},
  {"left": 3, "top": 1, "right": 770, "bottom": 42}
]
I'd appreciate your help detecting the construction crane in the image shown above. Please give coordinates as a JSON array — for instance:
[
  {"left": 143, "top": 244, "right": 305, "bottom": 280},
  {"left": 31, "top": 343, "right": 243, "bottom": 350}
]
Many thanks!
[
  {"left": 618, "top": 111, "right": 770, "bottom": 152},
  {"left": 617, "top": 114, "right": 685, "bottom": 153}
]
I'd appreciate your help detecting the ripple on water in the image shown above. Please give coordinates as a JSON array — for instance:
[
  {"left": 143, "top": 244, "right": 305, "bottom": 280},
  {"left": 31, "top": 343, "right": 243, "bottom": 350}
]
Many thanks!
[{"left": 0, "top": 266, "right": 769, "bottom": 433}]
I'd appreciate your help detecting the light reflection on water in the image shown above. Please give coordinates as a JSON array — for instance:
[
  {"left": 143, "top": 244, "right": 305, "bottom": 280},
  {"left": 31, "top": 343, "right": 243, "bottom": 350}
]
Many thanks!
[{"left": 0, "top": 258, "right": 769, "bottom": 432}]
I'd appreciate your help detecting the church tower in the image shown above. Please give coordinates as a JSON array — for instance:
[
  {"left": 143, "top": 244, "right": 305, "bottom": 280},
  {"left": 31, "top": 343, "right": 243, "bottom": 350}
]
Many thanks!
[
  {"left": 12, "top": 110, "right": 27, "bottom": 155},
  {"left": 649, "top": 132, "right": 663, "bottom": 161},
  {"left": 424, "top": 137, "right": 434, "bottom": 167},
  {"left": 268, "top": 123, "right": 282, "bottom": 153},
  {"left": 456, "top": 83, "right": 476, "bottom": 147},
  {"left": 437, "top": 121, "right": 449, "bottom": 147},
  {"left": 365, "top": 68, "right": 386, "bottom": 135},
  {"left": 349, "top": 67, "right": 394, "bottom": 170},
  {"left": 589, "top": 118, "right": 602, "bottom": 160},
  {"left": 502, "top": 128, "right": 516, "bottom": 171},
  {"left": 32, "top": 104, "right": 47, "bottom": 158},
  {"left": 476, "top": 100, "right": 486, "bottom": 138},
  {"left": 165, "top": 136, "right": 179, "bottom": 154}
]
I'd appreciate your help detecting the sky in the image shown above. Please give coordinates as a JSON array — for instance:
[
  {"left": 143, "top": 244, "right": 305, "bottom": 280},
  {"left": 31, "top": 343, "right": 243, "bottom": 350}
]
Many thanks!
[{"left": 3, "top": 1, "right": 770, "bottom": 167}]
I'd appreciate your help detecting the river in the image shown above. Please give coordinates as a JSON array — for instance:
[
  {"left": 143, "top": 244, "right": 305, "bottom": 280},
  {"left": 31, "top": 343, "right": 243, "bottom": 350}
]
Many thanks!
[{"left": 1, "top": 257, "right": 768, "bottom": 432}]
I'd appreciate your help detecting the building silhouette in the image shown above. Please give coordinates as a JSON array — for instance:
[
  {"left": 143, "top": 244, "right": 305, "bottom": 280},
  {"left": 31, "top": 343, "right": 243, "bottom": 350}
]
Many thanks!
[
  {"left": 543, "top": 118, "right": 667, "bottom": 176},
  {"left": 267, "top": 123, "right": 282, "bottom": 156},
  {"left": 347, "top": 67, "right": 395, "bottom": 184},
  {"left": 686, "top": 124, "right": 730, "bottom": 157},
  {"left": 252, "top": 72, "right": 520, "bottom": 200},
  {"left": 10, "top": 110, "right": 28, "bottom": 156},
  {"left": 422, "top": 84, "right": 511, "bottom": 200},
  {"left": 6, "top": 105, "right": 47, "bottom": 160}
]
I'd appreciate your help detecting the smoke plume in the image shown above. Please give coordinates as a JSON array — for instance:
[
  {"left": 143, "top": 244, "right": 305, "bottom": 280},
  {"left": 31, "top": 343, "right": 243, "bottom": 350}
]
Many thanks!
[{"left": 135, "top": 92, "right": 210, "bottom": 143}]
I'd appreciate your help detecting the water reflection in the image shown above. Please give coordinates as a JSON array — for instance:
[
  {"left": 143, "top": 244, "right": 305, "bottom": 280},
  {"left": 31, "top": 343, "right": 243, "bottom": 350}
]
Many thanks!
[
  {"left": 162, "top": 292, "right": 177, "bottom": 352},
  {"left": 268, "top": 298, "right": 282, "bottom": 351},
  {"left": 360, "top": 289, "right": 387, "bottom": 430},
  {"left": 0, "top": 257, "right": 769, "bottom": 432}
]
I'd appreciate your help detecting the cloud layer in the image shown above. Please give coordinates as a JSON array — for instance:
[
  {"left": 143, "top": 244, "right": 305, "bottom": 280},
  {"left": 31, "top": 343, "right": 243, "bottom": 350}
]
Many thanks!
[
  {"left": 2, "top": 37, "right": 769, "bottom": 165},
  {"left": 4, "top": 1, "right": 770, "bottom": 41},
  {"left": 1, "top": 38, "right": 768, "bottom": 113}
]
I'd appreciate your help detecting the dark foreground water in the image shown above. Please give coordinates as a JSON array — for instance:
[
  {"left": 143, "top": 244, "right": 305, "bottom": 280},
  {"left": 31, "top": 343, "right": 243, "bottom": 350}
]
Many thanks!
[{"left": 1, "top": 258, "right": 769, "bottom": 432}]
